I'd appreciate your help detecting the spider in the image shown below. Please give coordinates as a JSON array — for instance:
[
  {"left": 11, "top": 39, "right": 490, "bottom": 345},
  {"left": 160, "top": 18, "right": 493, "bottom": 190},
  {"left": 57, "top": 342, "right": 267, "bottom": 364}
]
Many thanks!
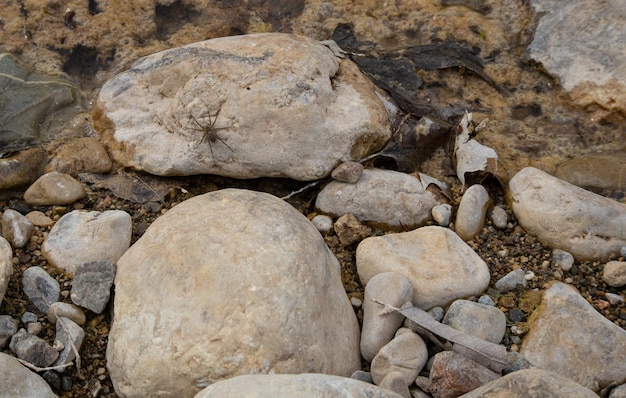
[{"left": 186, "top": 108, "right": 233, "bottom": 159}]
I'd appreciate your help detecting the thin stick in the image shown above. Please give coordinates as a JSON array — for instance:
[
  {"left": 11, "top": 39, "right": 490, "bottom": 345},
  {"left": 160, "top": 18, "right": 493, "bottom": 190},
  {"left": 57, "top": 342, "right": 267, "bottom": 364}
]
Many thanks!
[{"left": 16, "top": 358, "right": 74, "bottom": 372}]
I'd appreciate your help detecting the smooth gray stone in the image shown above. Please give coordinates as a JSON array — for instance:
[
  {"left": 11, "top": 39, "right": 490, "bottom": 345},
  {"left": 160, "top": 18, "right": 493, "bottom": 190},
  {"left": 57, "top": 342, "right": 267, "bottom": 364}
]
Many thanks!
[
  {"left": 0, "top": 352, "right": 57, "bottom": 398},
  {"left": 442, "top": 299, "right": 506, "bottom": 344},
  {"left": 53, "top": 317, "right": 85, "bottom": 371},
  {"left": 494, "top": 269, "right": 526, "bottom": 292},
  {"left": 489, "top": 205, "right": 508, "bottom": 229},
  {"left": 9, "top": 329, "right": 59, "bottom": 367},
  {"left": 0, "top": 315, "right": 18, "bottom": 348},
  {"left": 22, "top": 266, "right": 60, "bottom": 313},
  {"left": 70, "top": 260, "right": 116, "bottom": 314},
  {"left": 478, "top": 295, "right": 495, "bottom": 306},
  {"left": 21, "top": 312, "right": 38, "bottom": 324}
]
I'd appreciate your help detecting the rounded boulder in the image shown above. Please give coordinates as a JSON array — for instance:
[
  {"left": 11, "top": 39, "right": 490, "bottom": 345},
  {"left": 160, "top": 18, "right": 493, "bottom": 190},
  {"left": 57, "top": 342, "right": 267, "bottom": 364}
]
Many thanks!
[{"left": 107, "top": 189, "right": 361, "bottom": 397}]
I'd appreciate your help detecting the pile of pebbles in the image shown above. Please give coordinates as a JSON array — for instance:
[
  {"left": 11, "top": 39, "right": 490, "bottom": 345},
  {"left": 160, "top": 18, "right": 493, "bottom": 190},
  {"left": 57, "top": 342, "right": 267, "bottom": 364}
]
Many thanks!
[{"left": 1, "top": 162, "right": 625, "bottom": 397}]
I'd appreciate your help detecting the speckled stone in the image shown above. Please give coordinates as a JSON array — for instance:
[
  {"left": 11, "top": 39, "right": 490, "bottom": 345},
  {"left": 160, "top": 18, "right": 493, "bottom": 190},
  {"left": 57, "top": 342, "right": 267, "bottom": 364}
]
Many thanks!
[
  {"left": 23, "top": 171, "right": 85, "bottom": 205},
  {"left": 1, "top": 209, "right": 34, "bottom": 248}
]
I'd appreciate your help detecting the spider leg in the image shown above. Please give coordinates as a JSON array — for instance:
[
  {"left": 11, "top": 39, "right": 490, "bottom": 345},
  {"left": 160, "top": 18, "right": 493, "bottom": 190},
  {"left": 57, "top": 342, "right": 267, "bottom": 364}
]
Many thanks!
[{"left": 215, "top": 136, "right": 233, "bottom": 152}]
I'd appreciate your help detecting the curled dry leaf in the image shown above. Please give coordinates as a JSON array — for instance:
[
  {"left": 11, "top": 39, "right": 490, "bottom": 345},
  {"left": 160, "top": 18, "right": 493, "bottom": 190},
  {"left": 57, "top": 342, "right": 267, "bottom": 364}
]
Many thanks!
[{"left": 454, "top": 111, "right": 498, "bottom": 188}]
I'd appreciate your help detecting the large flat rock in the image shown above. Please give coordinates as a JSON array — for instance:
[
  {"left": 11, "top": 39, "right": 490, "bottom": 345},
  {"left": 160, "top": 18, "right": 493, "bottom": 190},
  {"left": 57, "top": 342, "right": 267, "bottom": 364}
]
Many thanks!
[{"left": 92, "top": 33, "right": 390, "bottom": 180}]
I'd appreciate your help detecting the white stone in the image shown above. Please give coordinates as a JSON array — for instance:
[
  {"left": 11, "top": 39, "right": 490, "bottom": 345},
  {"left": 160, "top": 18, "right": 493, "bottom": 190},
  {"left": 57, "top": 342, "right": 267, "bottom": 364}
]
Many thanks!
[
  {"left": 356, "top": 226, "right": 490, "bottom": 310},
  {"left": 442, "top": 300, "right": 506, "bottom": 344},
  {"left": 194, "top": 373, "right": 403, "bottom": 398},
  {"left": 432, "top": 204, "right": 452, "bottom": 226},
  {"left": 92, "top": 34, "right": 390, "bottom": 180},
  {"left": 311, "top": 215, "right": 333, "bottom": 234},
  {"left": 508, "top": 167, "right": 626, "bottom": 261},
  {"left": 42, "top": 210, "right": 132, "bottom": 274},
  {"left": 0, "top": 352, "right": 57, "bottom": 398},
  {"left": 520, "top": 282, "right": 626, "bottom": 392},
  {"left": 603, "top": 261, "right": 626, "bottom": 287},
  {"left": 316, "top": 169, "right": 446, "bottom": 230},
  {"left": 107, "top": 189, "right": 360, "bottom": 398},
  {"left": 23, "top": 171, "right": 85, "bottom": 205},
  {"left": 455, "top": 184, "right": 491, "bottom": 241},
  {"left": 0, "top": 237, "right": 11, "bottom": 305},
  {"left": 489, "top": 205, "right": 508, "bottom": 229},
  {"left": 2, "top": 209, "right": 34, "bottom": 248},
  {"left": 370, "top": 328, "right": 428, "bottom": 387},
  {"left": 361, "top": 272, "right": 414, "bottom": 362}
]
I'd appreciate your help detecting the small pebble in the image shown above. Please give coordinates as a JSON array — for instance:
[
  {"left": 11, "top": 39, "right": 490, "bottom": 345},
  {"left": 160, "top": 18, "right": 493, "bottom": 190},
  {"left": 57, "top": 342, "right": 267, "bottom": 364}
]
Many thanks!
[
  {"left": 508, "top": 308, "right": 526, "bottom": 323},
  {"left": 428, "top": 307, "right": 445, "bottom": 322},
  {"left": 53, "top": 339, "right": 65, "bottom": 351},
  {"left": 311, "top": 215, "right": 333, "bottom": 234},
  {"left": 431, "top": 204, "right": 452, "bottom": 226},
  {"left": 596, "top": 300, "right": 610, "bottom": 310},
  {"left": 331, "top": 161, "right": 364, "bottom": 183},
  {"left": 350, "top": 297, "right": 362, "bottom": 307},
  {"left": 478, "top": 295, "right": 495, "bottom": 306},
  {"left": 334, "top": 213, "right": 371, "bottom": 246},
  {"left": 25, "top": 211, "right": 55, "bottom": 227},
  {"left": 524, "top": 271, "right": 535, "bottom": 281},
  {"left": 490, "top": 205, "right": 508, "bottom": 228},
  {"left": 552, "top": 249, "right": 574, "bottom": 271},
  {"left": 510, "top": 325, "right": 526, "bottom": 335},
  {"left": 21, "top": 312, "right": 38, "bottom": 325},
  {"left": 495, "top": 269, "right": 526, "bottom": 292},
  {"left": 602, "top": 261, "right": 626, "bottom": 287},
  {"left": 61, "top": 376, "right": 73, "bottom": 392},
  {"left": 27, "top": 321, "right": 42, "bottom": 335},
  {"left": 605, "top": 293, "right": 625, "bottom": 305},
  {"left": 42, "top": 370, "right": 62, "bottom": 391}
]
